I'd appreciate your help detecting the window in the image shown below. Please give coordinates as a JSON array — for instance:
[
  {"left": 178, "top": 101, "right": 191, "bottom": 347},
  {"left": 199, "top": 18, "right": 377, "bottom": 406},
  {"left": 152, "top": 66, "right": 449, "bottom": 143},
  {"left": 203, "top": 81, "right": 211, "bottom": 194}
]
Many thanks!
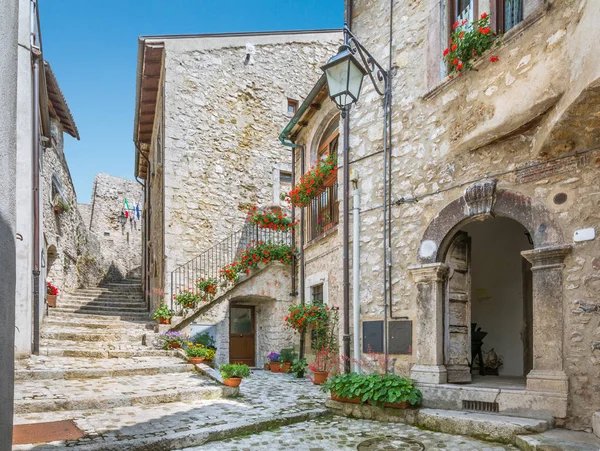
[
  {"left": 495, "top": 0, "right": 524, "bottom": 33},
  {"left": 311, "top": 284, "right": 324, "bottom": 304},
  {"left": 279, "top": 171, "right": 292, "bottom": 185},
  {"left": 287, "top": 99, "right": 298, "bottom": 114},
  {"left": 454, "top": 0, "right": 473, "bottom": 23}
]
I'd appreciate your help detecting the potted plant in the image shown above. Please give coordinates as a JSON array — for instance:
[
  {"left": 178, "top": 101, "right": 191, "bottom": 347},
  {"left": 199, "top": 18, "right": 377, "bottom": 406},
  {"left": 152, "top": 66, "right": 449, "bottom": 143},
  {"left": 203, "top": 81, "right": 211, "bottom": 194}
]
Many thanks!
[
  {"left": 191, "top": 331, "right": 216, "bottom": 350},
  {"left": 46, "top": 282, "right": 59, "bottom": 308},
  {"left": 483, "top": 348, "right": 504, "bottom": 376},
  {"left": 267, "top": 352, "right": 282, "bottom": 372},
  {"left": 278, "top": 347, "right": 298, "bottom": 373},
  {"left": 248, "top": 206, "right": 298, "bottom": 231},
  {"left": 159, "top": 331, "right": 185, "bottom": 349},
  {"left": 195, "top": 278, "right": 218, "bottom": 301},
  {"left": 308, "top": 346, "right": 338, "bottom": 385},
  {"left": 219, "top": 363, "right": 251, "bottom": 387},
  {"left": 185, "top": 342, "right": 209, "bottom": 364},
  {"left": 53, "top": 198, "right": 69, "bottom": 214},
  {"left": 291, "top": 358, "right": 307, "bottom": 379},
  {"left": 173, "top": 289, "right": 202, "bottom": 310},
  {"left": 152, "top": 304, "right": 174, "bottom": 324},
  {"left": 286, "top": 152, "right": 337, "bottom": 207}
]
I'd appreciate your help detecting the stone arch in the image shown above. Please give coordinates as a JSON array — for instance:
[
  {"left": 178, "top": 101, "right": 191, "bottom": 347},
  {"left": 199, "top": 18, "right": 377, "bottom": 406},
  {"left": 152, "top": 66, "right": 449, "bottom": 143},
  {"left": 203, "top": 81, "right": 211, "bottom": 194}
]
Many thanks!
[
  {"left": 308, "top": 107, "right": 340, "bottom": 165},
  {"left": 417, "top": 180, "right": 565, "bottom": 264}
]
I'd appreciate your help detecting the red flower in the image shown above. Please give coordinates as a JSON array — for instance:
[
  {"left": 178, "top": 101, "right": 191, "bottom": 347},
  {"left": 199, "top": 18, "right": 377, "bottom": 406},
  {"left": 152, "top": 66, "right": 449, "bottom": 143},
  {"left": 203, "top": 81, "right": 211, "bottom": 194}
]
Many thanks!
[
  {"left": 452, "top": 21, "right": 459, "bottom": 30},
  {"left": 480, "top": 12, "right": 488, "bottom": 19},
  {"left": 489, "top": 55, "right": 499, "bottom": 63},
  {"left": 479, "top": 27, "right": 491, "bottom": 35},
  {"left": 459, "top": 32, "right": 465, "bottom": 39},
  {"left": 462, "top": 18, "right": 467, "bottom": 25},
  {"left": 452, "top": 58, "right": 459, "bottom": 65},
  {"left": 456, "top": 62, "right": 463, "bottom": 71},
  {"left": 451, "top": 44, "right": 457, "bottom": 51}
]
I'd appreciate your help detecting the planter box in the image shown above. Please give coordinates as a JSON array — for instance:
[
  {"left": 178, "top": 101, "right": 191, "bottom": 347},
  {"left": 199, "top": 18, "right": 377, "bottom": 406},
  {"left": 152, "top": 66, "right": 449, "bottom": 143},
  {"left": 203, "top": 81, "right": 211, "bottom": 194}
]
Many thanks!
[
  {"left": 46, "top": 294, "right": 57, "bottom": 308},
  {"left": 158, "top": 317, "right": 171, "bottom": 325},
  {"left": 331, "top": 394, "right": 361, "bottom": 404}
]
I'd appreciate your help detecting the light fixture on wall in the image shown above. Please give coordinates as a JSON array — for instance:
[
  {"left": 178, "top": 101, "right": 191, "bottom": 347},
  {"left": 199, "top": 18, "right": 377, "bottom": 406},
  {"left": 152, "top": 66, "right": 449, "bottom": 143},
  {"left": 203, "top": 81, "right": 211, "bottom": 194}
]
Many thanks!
[{"left": 118, "top": 211, "right": 127, "bottom": 226}]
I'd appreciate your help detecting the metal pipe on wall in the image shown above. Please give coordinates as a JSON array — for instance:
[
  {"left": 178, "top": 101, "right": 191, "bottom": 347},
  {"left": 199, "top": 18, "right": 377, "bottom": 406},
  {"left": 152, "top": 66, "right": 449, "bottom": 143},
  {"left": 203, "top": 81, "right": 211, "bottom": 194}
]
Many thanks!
[
  {"left": 352, "top": 182, "right": 361, "bottom": 372},
  {"left": 299, "top": 144, "right": 306, "bottom": 360}
]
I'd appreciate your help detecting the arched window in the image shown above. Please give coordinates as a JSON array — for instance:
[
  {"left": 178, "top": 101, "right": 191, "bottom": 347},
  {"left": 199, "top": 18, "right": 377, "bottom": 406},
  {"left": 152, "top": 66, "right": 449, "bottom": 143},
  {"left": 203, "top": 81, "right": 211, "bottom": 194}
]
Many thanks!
[{"left": 308, "top": 115, "right": 340, "bottom": 241}]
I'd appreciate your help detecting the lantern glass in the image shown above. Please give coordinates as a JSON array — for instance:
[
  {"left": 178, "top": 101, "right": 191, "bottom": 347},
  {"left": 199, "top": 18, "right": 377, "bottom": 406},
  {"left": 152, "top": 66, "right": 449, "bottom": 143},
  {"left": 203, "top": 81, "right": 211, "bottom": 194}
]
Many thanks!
[
  {"left": 118, "top": 212, "right": 127, "bottom": 226},
  {"left": 322, "top": 46, "right": 367, "bottom": 109}
]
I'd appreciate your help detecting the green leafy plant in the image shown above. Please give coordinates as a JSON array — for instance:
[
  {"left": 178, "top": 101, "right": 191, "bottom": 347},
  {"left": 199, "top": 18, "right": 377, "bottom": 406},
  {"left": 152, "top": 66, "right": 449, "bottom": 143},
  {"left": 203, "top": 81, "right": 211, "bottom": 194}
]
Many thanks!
[
  {"left": 286, "top": 152, "right": 337, "bottom": 207},
  {"left": 191, "top": 332, "right": 216, "bottom": 350},
  {"left": 279, "top": 348, "right": 298, "bottom": 364},
  {"left": 321, "top": 372, "right": 422, "bottom": 407},
  {"left": 219, "top": 363, "right": 251, "bottom": 380},
  {"left": 443, "top": 12, "right": 500, "bottom": 76},
  {"left": 291, "top": 358, "right": 308, "bottom": 377},
  {"left": 152, "top": 304, "right": 174, "bottom": 320},
  {"left": 185, "top": 343, "right": 208, "bottom": 358},
  {"left": 172, "top": 289, "right": 203, "bottom": 309},
  {"left": 54, "top": 197, "right": 69, "bottom": 213},
  {"left": 195, "top": 277, "right": 218, "bottom": 300},
  {"left": 248, "top": 206, "right": 297, "bottom": 231},
  {"left": 220, "top": 241, "right": 295, "bottom": 283}
]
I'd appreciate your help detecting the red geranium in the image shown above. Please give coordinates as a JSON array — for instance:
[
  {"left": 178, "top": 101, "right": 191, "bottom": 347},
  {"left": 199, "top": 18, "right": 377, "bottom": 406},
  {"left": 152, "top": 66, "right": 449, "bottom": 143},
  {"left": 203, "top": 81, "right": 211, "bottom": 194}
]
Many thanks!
[{"left": 46, "top": 282, "right": 58, "bottom": 296}]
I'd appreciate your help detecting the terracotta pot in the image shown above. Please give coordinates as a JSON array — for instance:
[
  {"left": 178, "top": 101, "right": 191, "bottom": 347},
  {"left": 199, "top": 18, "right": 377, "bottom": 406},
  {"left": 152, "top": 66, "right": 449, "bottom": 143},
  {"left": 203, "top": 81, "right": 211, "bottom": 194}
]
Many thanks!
[
  {"left": 168, "top": 342, "right": 181, "bottom": 349},
  {"left": 53, "top": 205, "right": 62, "bottom": 214},
  {"left": 269, "top": 362, "right": 281, "bottom": 372},
  {"left": 384, "top": 400, "right": 411, "bottom": 409},
  {"left": 46, "top": 294, "right": 57, "bottom": 308},
  {"left": 184, "top": 302, "right": 195, "bottom": 309},
  {"left": 188, "top": 357, "right": 205, "bottom": 365},
  {"left": 280, "top": 362, "right": 292, "bottom": 373},
  {"left": 331, "top": 393, "right": 361, "bottom": 404},
  {"left": 223, "top": 377, "right": 242, "bottom": 387},
  {"left": 323, "top": 222, "right": 335, "bottom": 233},
  {"left": 264, "top": 363, "right": 270, "bottom": 371},
  {"left": 312, "top": 370, "right": 329, "bottom": 385},
  {"left": 158, "top": 317, "right": 170, "bottom": 325}
]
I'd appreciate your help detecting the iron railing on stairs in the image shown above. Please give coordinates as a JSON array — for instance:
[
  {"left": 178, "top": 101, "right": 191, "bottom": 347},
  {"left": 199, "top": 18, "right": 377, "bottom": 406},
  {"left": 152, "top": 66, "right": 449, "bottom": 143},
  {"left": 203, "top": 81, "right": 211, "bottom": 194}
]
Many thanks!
[{"left": 169, "top": 223, "right": 292, "bottom": 310}]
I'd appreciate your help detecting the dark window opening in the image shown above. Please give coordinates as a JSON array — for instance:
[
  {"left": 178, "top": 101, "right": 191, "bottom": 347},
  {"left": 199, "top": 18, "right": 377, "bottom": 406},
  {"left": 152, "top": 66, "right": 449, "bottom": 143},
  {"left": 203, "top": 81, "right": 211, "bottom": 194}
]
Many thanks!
[
  {"left": 311, "top": 283, "right": 324, "bottom": 304},
  {"left": 287, "top": 99, "right": 298, "bottom": 114},
  {"left": 279, "top": 171, "right": 292, "bottom": 185}
]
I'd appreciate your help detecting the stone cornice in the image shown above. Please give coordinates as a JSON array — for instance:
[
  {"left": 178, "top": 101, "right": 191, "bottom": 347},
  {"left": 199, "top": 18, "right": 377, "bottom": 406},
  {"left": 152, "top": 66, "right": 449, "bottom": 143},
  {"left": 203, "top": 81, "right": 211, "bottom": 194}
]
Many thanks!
[
  {"left": 521, "top": 245, "right": 572, "bottom": 269},
  {"left": 408, "top": 263, "right": 449, "bottom": 283}
]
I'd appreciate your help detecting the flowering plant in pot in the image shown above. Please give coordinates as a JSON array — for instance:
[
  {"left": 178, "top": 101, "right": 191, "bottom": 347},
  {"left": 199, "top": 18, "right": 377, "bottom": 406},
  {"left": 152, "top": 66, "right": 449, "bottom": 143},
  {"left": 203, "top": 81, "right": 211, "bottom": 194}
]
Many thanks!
[
  {"left": 173, "top": 289, "right": 202, "bottom": 310},
  {"left": 291, "top": 358, "right": 308, "bottom": 379},
  {"left": 219, "top": 363, "right": 251, "bottom": 387},
  {"left": 53, "top": 198, "right": 69, "bottom": 214},
  {"left": 152, "top": 304, "right": 174, "bottom": 324},
  {"left": 220, "top": 241, "right": 295, "bottom": 284},
  {"left": 443, "top": 12, "right": 500, "bottom": 76},
  {"left": 277, "top": 347, "right": 298, "bottom": 373},
  {"left": 308, "top": 346, "right": 339, "bottom": 385},
  {"left": 46, "top": 282, "right": 59, "bottom": 308},
  {"left": 287, "top": 152, "right": 337, "bottom": 207},
  {"left": 155, "top": 331, "right": 186, "bottom": 349},
  {"left": 195, "top": 277, "right": 218, "bottom": 301},
  {"left": 248, "top": 206, "right": 297, "bottom": 231},
  {"left": 185, "top": 342, "right": 209, "bottom": 364},
  {"left": 267, "top": 351, "right": 281, "bottom": 372},
  {"left": 285, "top": 303, "right": 329, "bottom": 334}
]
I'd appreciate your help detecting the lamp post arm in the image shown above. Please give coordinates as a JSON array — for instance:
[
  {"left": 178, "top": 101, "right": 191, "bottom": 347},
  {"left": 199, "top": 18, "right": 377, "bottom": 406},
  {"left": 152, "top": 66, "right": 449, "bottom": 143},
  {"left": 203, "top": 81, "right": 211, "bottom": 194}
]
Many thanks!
[{"left": 344, "top": 25, "right": 388, "bottom": 97}]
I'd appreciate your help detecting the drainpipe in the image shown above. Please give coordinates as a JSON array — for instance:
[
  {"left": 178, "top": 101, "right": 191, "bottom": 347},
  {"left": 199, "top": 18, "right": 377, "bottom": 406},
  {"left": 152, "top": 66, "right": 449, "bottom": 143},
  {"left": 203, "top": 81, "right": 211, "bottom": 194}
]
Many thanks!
[
  {"left": 299, "top": 145, "right": 306, "bottom": 359},
  {"left": 135, "top": 176, "right": 146, "bottom": 302},
  {"left": 352, "top": 178, "right": 360, "bottom": 372},
  {"left": 31, "top": 0, "right": 42, "bottom": 356},
  {"left": 136, "top": 143, "right": 151, "bottom": 310}
]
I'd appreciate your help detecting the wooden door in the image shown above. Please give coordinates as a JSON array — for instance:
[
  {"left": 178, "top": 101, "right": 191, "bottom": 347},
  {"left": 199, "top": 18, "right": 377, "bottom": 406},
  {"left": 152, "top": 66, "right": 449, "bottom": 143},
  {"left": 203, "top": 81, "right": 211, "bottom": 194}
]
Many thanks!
[
  {"left": 444, "top": 232, "right": 472, "bottom": 383},
  {"left": 229, "top": 306, "right": 255, "bottom": 366}
]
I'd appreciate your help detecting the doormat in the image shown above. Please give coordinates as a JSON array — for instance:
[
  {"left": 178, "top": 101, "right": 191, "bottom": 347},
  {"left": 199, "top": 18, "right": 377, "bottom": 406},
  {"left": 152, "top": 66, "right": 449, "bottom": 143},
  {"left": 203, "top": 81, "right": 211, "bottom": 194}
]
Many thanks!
[{"left": 13, "top": 420, "right": 85, "bottom": 445}]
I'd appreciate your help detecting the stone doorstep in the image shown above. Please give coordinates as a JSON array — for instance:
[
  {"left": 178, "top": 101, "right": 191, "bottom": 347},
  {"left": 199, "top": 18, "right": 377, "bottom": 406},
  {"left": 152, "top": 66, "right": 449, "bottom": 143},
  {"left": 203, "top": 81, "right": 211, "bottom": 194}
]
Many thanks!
[
  {"left": 326, "top": 400, "right": 548, "bottom": 445},
  {"left": 10, "top": 408, "right": 329, "bottom": 451},
  {"left": 13, "top": 384, "right": 231, "bottom": 415},
  {"left": 14, "top": 362, "right": 195, "bottom": 381},
  {"left": 515, "top": 429, "right": 600, "bottom": 450}
]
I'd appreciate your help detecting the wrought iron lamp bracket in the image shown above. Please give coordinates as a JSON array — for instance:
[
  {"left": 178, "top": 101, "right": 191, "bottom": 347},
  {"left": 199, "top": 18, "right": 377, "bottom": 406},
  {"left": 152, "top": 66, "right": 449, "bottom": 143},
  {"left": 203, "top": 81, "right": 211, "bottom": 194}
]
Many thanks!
[{"left": 345, "top": 25, "right": 388, "bottom": 98}]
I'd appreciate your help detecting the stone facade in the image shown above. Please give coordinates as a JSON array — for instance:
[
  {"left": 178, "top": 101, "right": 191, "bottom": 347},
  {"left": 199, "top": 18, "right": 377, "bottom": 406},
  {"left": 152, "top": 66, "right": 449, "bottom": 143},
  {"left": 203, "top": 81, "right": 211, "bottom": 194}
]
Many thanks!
[
  {"left": 285, "top": 0, "right": 600, "bottom": 431},
  {"left": 81, "top": 173, "right": 143, "bottom": 281}
]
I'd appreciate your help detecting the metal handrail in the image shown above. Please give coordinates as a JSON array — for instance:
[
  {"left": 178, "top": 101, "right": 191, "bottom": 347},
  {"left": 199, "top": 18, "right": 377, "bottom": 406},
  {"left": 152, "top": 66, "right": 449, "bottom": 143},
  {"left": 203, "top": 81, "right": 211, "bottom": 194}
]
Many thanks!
[{"left": 169, "top": 222, "right": 291, "bottom": 310}]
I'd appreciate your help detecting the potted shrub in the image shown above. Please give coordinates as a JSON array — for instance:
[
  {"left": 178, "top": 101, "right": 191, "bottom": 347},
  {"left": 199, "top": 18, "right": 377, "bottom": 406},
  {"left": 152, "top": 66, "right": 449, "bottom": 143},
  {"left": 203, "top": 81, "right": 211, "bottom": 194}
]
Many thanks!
[
  {"left": 46, "top": 282, "right": 59, "bottom": 308},
  {"left": 185, "top": 342, "right": 209, "bottom": 364},
  {"left": 278, "top": 347, "right": 298, "bottom": 373},
  {"left": 191, "top": 331, "right": 216, "bottom": 350},
  {"left": 173, "top": 289, "right": 202, "bottom": 310},
  {"left": 267, "top": 352, "right": 282, "bottom": 372},
  {"left": 291, "top": 358, "right": 307, "bottom": 379},
  {"left": 153, "top": 304, "right": 174, "bottom": 324},
  {"left": 195, "top": 278, "right": 218, "bottom": 301},
  {"left": 308, "top": 347, "right": 338, "bottom": 385},
  {"left": 219, "top": 363, "right": 251, "bottom": 387},
  {"left": 322, "top": 372, "right": 422, "bottom": 409}
]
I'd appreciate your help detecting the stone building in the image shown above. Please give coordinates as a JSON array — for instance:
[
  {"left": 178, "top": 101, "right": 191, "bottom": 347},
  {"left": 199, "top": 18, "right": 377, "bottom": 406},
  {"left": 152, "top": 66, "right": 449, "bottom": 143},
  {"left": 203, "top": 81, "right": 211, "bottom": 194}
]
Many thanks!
[
  {"left": 79, "top": 173, "right": 143, "bottom": 281},
  {"left": 133, "top": 30, "right": 341, "bottom": 366},
  {"left": 283, "top": 0, "right": 600, "bottom": 433}
]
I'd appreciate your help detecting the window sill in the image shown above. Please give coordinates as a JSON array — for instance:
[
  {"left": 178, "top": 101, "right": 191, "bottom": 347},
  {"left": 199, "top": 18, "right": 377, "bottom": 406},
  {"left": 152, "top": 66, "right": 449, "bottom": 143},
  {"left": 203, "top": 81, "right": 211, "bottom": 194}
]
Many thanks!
[
  {"left": 422, "top": 5, "right": 546, "bottom": 101},
  {"left": 304, "top": 223, "right": 339, "bottom": 249}
]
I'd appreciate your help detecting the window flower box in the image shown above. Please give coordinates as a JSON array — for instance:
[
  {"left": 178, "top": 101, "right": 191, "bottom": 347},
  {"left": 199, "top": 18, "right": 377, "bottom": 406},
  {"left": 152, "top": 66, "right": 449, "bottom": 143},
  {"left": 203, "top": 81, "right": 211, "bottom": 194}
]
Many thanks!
[{"left": 287, "top": 153, "right": 337, "bottom": 208}]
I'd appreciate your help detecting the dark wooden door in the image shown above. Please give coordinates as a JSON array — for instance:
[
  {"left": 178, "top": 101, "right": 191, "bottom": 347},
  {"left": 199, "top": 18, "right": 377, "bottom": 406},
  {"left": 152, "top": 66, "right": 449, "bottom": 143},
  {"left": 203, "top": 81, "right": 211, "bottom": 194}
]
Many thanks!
[{"left": 229, "top": 306, "right": 255, "bottom": 366}]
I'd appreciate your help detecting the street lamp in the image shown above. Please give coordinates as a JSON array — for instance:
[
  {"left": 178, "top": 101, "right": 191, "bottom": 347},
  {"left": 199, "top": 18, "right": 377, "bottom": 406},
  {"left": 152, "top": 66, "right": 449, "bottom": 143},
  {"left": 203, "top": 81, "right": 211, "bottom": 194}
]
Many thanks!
[
  {"left": 118, "top": 211, "right": 127, "bottom": 226},
  {"left": 321, "top": 25, "right": 393, "bottom": 374}
]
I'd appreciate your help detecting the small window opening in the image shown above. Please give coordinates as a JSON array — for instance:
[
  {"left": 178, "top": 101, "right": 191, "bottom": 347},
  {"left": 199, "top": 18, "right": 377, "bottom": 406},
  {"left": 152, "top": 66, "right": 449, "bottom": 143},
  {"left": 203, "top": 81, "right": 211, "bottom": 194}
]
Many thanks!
[
  {"left": 279, "top": 171, "right": 292, "bottom": 185},
  {"left": 287, "top": 99, "right": 298, "bottom": 114},
  {"left": 311, "top": 283, "right": 324, "bottom": 304}
]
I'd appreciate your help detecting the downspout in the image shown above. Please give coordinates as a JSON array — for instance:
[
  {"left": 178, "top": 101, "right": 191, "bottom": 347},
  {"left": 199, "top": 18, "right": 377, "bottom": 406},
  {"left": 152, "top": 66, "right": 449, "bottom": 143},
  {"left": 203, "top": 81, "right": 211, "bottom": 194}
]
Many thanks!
[
  {"left": 135, "top": 175, "right": 146, "bottom": 303},
  {"left": 299, "top": 145, "right": 306, "bottom": 360},
  {"left": 31, "top": 0, "right": 42, "bottom": 355},
  {"left": 352, "top": 178, "right": 361, "bottom": 372},
  {"left": 136, "top": 143, "right": 151, "bottom": 310}
]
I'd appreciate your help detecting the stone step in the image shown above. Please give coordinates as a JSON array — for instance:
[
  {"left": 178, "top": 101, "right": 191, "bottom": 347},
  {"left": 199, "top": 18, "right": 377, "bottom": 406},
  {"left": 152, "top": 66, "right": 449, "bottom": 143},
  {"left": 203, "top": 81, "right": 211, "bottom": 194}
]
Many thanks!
[
  {"left": 418, "top": 409, "right": 549, "bottom": 444},
  {"left": 57, "top": 300, "right": 147, "bottom": 309},
  {"left": 40, "top": 328, "right": 145, "bottom": 343},
  {"left": 54, "top": 303, "right": 147, "bottom": 312},
  {"left": 44, "top": 310, "right": 150, "bottom": 322},
  {"left": 61, "top": 293, "right": 145, "bottom": 301},
  {"left": 15, "top": 356, "right": 194, "bottom": 381},
  {"left": 13, "top": 372, "right": 230, "bottom": 414},
  {"left": 516, "top": 429, "right": 600, "bottom": 450},
  {"left": 39, "top": 339, "right": 169, "bottom": 359},
  {"left": 43, "top": 318, "right": 152, "bottom": 330},
  {"left": 74, "top": 286, "right": 142, "bottom": 293},
  {"left": 51, "top": 306, "right": 149, "bottom": 317}
]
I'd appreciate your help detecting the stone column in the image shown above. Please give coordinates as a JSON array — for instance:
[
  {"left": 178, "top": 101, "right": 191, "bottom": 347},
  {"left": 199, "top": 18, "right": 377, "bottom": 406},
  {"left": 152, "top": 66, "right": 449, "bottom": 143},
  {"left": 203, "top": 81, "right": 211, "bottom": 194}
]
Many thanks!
[
  {"left": 408, "top": 263, "right": 449, "bottom": 384},
  {"left": 522, "top": 245, "right": 571, "bottom": 394}
]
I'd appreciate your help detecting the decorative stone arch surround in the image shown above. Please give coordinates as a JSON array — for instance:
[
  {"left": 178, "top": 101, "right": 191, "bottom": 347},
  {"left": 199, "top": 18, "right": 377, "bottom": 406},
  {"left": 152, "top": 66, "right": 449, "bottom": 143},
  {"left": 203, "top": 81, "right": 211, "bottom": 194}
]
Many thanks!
[{"left": 408, "top": 180, "right": 571, "bottom": 404}]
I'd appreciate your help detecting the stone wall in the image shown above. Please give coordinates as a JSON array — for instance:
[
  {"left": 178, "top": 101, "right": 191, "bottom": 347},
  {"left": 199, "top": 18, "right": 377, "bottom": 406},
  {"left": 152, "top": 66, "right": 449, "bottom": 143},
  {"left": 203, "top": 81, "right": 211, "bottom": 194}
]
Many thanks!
[
  {"left": 159, "top": 31, "right": 342, "bottom": 307},
  {"left": 340, "top": 0, "right": 600, "bottom": 429},
  {"left": 83, "top": 173, "right": 143, "bottom": 281}
]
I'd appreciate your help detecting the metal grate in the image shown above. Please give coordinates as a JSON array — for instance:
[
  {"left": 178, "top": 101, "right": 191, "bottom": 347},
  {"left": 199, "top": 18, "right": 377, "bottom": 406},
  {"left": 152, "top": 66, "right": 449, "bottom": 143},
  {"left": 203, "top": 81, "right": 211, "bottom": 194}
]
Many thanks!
[{"left": 462, "top": 400, "right": 499, "bottom": 413}]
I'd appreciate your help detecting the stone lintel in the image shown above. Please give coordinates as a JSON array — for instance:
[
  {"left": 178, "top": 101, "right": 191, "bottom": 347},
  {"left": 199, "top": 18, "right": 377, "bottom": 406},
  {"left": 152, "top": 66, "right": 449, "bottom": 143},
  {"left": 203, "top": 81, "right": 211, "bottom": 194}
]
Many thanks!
[
  {"left": 408, "top": 263, "right": 449, "bottom": 283},
  {"left": 521, "top": 245, "right": 572, "bottom": 269},
  {"left": 526, "top": 370, "right": 569, "bottom": 395},
  {"left": 410, "top": 364, "right": 448, "bottom": 384}
]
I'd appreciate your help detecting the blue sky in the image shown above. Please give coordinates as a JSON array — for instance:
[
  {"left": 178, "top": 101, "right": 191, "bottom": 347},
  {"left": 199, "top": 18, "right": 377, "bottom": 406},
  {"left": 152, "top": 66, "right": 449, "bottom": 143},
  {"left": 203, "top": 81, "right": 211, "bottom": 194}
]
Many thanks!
[{"left": 40, "top": 0, "right": 343, "bottom": 202}]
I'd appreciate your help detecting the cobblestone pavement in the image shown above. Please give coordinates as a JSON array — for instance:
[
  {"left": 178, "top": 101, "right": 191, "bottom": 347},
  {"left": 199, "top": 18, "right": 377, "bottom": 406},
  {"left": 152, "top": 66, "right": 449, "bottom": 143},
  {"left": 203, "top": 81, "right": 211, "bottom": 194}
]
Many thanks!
[{"left": 181, "top": 416, "right": 519, "bottom": 451}]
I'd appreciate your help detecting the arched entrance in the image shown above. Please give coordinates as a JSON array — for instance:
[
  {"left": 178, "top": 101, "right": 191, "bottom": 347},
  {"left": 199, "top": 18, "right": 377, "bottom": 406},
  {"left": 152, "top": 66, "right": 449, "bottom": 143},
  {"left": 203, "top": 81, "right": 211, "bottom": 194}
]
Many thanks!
[
  {"left": 442, "top": 217, "right": 533, "bottom": 384},
  {"left": 409, "top": 181, "right": 571, "bottom": 401}
]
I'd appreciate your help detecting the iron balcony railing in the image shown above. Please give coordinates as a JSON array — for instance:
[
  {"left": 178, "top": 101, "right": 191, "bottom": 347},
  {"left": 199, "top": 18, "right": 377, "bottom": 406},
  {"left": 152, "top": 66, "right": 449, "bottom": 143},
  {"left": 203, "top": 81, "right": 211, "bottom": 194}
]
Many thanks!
[
  {"left": 307, "top": 181, "right": 339, "bottom": 242},
  {"left": 170, "top": 222, "right": 292, "bottom": 310}
]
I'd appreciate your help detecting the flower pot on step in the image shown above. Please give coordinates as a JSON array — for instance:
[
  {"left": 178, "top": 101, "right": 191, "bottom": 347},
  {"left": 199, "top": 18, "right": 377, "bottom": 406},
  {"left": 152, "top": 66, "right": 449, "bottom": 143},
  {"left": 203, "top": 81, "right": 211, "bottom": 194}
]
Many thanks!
[
  {"left": 158, "top": 317, "right": 171, "bottom": 325},
  {"left": 188, "top": 357, "right": 205, "bottom": 365},
  {"left": 331, "top": 394, "right": 361, "bottom": 404},
  {"left": 264, "top": 363, "right": 270, "bottom": 371},
  {"left": 269, "top": 362, "right": 281, "bottom": 372},
  {"left": 223, "top": 377, "right": 242, "bottom": 387},
  {"left": 168, "top": 342, "right": 181, "bottom": 349},
  {"left": 46, "top": 294, "right": 57, "bottom": 308},
  {"left": 384, "top": 401, "right": 411, "bottom": 409},
  {"left": 280, "top": 362, "right": 292, "bottom": 373},
  {"left": 312, "top": 370, "right": 329, "bottom": 385}
]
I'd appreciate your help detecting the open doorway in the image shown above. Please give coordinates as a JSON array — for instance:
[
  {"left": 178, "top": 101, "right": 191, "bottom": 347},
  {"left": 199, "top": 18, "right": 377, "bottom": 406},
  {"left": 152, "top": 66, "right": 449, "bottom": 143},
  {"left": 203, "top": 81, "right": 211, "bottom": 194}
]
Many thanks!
[{"left": 444, "top": 216, "right": 533, "bottom": 384}]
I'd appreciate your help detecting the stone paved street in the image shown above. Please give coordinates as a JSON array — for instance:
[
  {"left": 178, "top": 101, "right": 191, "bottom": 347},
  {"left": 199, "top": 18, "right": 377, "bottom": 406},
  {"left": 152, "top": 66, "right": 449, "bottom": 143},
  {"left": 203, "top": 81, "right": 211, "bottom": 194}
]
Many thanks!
[{"left": 180, "top": 415, "right": 519, "bottom": 451}]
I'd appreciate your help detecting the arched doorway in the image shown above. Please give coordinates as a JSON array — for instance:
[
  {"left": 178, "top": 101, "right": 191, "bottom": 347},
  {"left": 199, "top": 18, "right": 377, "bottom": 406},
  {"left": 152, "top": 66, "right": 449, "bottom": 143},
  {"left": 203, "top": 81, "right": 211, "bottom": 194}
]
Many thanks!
[{"left": 442, "top": 217, "right": 533, "bottom": 384}]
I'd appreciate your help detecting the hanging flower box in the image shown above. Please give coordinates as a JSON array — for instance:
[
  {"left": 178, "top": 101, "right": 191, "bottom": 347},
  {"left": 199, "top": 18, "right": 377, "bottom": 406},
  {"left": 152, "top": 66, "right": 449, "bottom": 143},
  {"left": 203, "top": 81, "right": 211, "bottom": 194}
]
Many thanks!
[
  {"left": 248, "top": 206, "right": 297, "bottom": 231},
  {"left": 287, "top": 153, "right": 337, "bottom": 208}
]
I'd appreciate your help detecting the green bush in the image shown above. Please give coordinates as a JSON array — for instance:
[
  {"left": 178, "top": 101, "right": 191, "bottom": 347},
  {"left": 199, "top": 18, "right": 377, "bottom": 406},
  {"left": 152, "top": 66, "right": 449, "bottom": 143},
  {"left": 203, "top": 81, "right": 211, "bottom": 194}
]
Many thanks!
[
  {"left": 219, "top": 363, "right": 251, "bottom": 380},
  {"left": 191, "top": 332, "right": 216, "bottom": 349},
  {"left": 279, "top": 347, "right": 298, "bottom": 363},
  {"left": 321, "top": 372, "right": 422, "bottom": 406}
]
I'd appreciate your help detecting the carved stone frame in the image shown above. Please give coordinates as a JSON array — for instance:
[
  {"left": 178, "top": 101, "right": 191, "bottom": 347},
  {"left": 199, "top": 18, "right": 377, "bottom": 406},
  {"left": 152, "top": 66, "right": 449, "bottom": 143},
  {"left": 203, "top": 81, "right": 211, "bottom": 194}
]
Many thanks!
[{"left": 410, "top": 182, "right": 570, "bottom": 395}]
